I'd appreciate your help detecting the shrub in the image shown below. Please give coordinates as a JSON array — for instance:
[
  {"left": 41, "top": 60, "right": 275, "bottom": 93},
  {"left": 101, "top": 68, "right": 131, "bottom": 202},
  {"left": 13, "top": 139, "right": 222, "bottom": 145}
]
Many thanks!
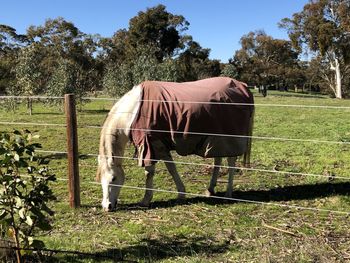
[{"left": 0, "top": 130, "right": 56, "bottom": 263}]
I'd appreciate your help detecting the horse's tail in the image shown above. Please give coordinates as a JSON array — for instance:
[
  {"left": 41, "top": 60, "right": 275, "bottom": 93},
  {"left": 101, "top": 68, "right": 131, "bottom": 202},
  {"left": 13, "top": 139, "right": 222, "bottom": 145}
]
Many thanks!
[{"left": 243, "top": 108, "right": 254, "bottom": 167}]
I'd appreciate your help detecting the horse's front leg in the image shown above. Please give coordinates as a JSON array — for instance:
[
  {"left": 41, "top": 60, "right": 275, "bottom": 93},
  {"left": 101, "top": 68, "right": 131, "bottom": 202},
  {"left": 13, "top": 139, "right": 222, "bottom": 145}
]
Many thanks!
[
  {"left": 139, "top": 164, "right": 156, "bottom": 207},
  {"left": 225, "top": 157, "right": 237, "bottom": 198},
  {"left": 206, "top": 157, "right": 222, "bottom": 196},
  {"left": 163, "top": 154, "right": 186, "bottom": 200}
]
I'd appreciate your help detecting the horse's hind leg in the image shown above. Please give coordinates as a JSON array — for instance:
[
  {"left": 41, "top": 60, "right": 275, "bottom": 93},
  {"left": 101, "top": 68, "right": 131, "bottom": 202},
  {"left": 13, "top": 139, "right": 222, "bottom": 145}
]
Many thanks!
[
  {"left": 163, "top": 155, "right": 186, "bottom": 200},
  {"left": 206, "top": 157, "right": 222, "bottom": 196},
  {"left": 139, "top": 164, "right": 156, "bottom": 207},
  {"left": 225, "top": 157, "right": 237, "bottom": 198}
]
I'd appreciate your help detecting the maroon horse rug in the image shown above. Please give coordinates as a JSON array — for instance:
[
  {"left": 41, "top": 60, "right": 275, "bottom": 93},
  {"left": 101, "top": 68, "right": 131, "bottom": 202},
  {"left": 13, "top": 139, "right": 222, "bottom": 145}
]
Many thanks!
[{"left": 130, "top": 77, "right": 255, "bottom": 167}]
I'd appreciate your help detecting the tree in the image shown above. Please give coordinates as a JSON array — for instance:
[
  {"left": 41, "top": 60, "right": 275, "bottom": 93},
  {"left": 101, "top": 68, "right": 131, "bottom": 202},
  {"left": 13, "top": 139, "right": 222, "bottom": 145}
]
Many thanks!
[
  {"left": 0, "top": 25, "right": 28, "bottom": 94},
  {"left": 177, "top": 39, "right": 220, "bottom": 81},
  {"left": 26, "top": 18, "right": 100, "bottom": 95},
  {"left": 280, "top": 0, "right": 350, "bottom": 98},
  {"left": 46, "top": 58, "right": 96, "bottom": 104},
  {"left": 103, "top": 45, "right": 178, "bottom": 97},
  {"left": 221, "top": 63, "right": 239, "bottom": 79},
  {"left": 127, "top": 4, "right": 189, "bottom": 61},
  {"left": 232, "top": 31, "right": 302, "bottom": 90}
]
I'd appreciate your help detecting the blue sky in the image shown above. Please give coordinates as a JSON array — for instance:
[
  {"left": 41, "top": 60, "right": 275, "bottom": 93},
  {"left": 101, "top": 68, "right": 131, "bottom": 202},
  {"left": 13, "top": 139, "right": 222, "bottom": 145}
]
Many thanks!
[{"left": 2, "top": 0, "right": 308, "bottom": 62}]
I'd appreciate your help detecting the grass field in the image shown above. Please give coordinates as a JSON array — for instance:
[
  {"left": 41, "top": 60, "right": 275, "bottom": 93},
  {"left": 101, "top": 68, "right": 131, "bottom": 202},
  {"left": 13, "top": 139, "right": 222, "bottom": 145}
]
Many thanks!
[{"left": 1, "top": 90, "right": 350, "bottom": 262}]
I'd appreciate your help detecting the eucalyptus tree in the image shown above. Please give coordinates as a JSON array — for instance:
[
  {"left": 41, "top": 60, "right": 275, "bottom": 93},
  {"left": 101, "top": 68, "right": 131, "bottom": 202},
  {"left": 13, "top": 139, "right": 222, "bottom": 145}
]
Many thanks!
[
  {"left": 0, "top": 25, "right": 28, "bottom": 94},
  {"left": 26, "top": 18, "right": 100, "bottom": 96},
  {"left": 232, "top": 31, "right": 302, "bottom": 89},
  {"left": 280, "top": 0, "right": 350, "bottom": 98},
  {"left": 177, "top": 39, "right": 220, "bottom": 81},
  {"left": 127, "top": 4, "right": 189, "bottom": 61}
]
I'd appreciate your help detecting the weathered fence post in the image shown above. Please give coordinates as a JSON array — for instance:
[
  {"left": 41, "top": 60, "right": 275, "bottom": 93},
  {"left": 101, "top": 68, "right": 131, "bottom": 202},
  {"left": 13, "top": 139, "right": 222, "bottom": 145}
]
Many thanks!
[{"left": 64, "top": 94, "right": 81, "bottom": 208}]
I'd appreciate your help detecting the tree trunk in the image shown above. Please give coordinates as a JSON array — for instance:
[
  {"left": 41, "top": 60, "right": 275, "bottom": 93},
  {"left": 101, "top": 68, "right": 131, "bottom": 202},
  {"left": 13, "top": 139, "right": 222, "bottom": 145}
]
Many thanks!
[
  {"left": 27, "top": 98, "right": 32, "bottom": 116},
  {"left": 334, "top": 58, "right": 342, "bottom": 99},
  {"left": 328, "top": 52, "right": 342, "bottom": 99}
]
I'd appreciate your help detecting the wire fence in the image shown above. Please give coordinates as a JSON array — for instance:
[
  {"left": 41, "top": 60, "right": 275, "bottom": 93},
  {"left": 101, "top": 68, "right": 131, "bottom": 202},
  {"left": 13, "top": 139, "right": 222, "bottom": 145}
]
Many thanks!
[
  {"left": 13, "top": 170, "right": 350, "bottom": 216},
  {"left": 1, "top": 121, "right": 350, "bottom": 145},
  {"left": 1, "top": 94, "right": 350, "bottom": 259},
  {"left": 0, "top": 96, "right": 350, "bottom": 214},
  {"left": 2, "top": 95, "right": 350, "bottom": 109}
]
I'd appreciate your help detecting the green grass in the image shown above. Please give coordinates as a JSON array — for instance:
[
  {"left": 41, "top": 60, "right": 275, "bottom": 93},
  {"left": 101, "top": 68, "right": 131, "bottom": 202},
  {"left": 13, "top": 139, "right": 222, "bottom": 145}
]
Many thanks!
[{"left": 1, "top": 91, "right": 350, "bottom": 262}]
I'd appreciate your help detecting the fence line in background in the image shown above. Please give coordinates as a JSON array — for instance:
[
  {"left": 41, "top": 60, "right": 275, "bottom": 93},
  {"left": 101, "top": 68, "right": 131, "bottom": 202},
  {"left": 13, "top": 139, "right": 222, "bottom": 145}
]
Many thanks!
[
  {"left": 0, "top": 95, "right": 64, "bottom": 100},
  {"left": 0, "top": 121, "right": 66, "bottom": 127},
  {"left": 84, "top": 97, "right": 350, "bottom": 109},
  {"left": 1, "top": 95, "right": 350, "bottom": 109},
  {"left": 84, "top": 125, "right": 350, "bottom": 145}
]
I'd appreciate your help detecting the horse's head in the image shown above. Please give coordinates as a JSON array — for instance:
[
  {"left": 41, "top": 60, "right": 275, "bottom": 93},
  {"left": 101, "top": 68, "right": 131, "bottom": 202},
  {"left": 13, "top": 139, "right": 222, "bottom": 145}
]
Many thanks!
[
  {"left": 97, "top": 153, "right": 125, "bottom": 211},
  {"left": 97, "top": 85, "right": 142, "bottom": 211}
]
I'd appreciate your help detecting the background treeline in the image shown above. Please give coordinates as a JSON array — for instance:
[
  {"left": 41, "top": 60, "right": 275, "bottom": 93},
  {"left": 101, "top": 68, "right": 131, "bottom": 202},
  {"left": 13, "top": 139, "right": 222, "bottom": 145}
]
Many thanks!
[{"left": 1, "top": 2, "right": 349, "bottom": 99}]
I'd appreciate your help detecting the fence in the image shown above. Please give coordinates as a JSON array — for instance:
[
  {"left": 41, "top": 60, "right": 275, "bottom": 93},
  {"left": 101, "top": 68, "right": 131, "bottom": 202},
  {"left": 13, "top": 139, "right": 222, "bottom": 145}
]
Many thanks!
[{"left": 1, "top": 94, "right": 350, "bottom": 215}]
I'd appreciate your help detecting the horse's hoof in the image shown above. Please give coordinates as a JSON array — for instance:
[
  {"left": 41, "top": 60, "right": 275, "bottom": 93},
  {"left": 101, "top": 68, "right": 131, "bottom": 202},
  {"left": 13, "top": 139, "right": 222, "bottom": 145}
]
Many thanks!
[{"left": 205, "top": 189, "right": 215, "bottom": 197}]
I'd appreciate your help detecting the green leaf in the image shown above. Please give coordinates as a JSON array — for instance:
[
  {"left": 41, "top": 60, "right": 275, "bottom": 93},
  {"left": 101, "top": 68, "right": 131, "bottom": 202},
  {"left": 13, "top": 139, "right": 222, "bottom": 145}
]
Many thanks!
[
  {"left": 26, "top": 215, "right": 33, "bottom": 226},
  {"left": 14, "top": 153, "right": 20, "bottom": 161},
  {"left": 19, "top": 208, "right": 26, "bottom": 219}
]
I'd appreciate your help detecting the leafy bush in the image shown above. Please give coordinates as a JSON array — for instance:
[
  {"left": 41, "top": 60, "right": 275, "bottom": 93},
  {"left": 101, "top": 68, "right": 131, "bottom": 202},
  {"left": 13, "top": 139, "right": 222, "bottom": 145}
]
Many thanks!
[
  {"left": 103, "top": 46, "right": 179, "bottom": 97},
  {"left": 0, "top": 130, "right": 56, "bottom": 262}
]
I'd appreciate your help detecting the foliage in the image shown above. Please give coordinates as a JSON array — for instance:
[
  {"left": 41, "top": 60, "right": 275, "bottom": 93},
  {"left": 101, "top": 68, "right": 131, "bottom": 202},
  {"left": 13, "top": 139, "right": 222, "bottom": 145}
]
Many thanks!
[
  {"left": 221, "top": 63, "right": 239, "bottom": 79},
  {"left": 46, "top": 58, "right": 97, "bottom": 104},
  {"left": 0, "top": 25, "right": 28, "bottom": 95},
  {"left": 232, "top": 30, "right": 303, "bottom": 89},
  {"left": 127, "top": 4, "right": 189, "bottom": 61},
  {"left": 14, "top": 44, "right": 44, "bottom": 96},
  {"left": 280, "top": 0, "right": 350, "bottom": 98},
  {"left": 177, "top": 40, "right": 221, "bottom": 81},
  {"left": 0, "top": 130, "right": 56, "bottom": 262},
  {"left": 103, "top": 45, "right": 179, "bottom": 97}
]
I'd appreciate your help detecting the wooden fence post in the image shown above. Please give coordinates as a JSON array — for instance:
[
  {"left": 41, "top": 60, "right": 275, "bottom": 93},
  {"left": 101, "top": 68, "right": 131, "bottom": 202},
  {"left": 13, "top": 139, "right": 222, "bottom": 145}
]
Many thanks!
[{"left": 64, "top": 94, "right": 81, "bottom": 208}]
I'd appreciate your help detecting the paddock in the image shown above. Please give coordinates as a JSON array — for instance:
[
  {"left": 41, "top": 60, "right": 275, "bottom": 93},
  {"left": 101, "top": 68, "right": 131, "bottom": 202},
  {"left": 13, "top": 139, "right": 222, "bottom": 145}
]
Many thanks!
[{"left": 0, "top": 90, "right": 349, "bottom": 262}]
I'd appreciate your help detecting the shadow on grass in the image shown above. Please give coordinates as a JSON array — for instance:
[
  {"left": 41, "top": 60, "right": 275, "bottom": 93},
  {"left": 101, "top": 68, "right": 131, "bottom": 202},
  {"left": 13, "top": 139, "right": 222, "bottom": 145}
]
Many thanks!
[
  {"left": 22, "top": 235, "right": 228, "bottom": 262},
  {"left": 117, "top": 181, "right": 350, "bottom": 210}
]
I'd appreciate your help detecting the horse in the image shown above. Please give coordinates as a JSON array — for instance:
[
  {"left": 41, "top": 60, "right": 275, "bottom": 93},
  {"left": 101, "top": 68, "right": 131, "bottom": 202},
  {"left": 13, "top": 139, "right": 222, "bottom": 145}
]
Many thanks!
[{"left": 96, "top": 77, "right": 254, "bottom": 211}]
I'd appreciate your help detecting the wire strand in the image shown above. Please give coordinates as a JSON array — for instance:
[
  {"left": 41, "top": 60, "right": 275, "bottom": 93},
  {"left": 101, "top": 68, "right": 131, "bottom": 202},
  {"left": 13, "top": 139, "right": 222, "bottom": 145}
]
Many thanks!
[
  {"left": 88, "top": 181, "right": 350, "bottom": 215},
  {"left": 2, "top": 120, "right": 348, "bottom": 145},
  {"left": 82, "top": 125, "right": 350, "bottom": 145},
  {"left": 1, "top": 95, "right": 350, "bottom": 109},
  {"left": 48, "top": 151, "right": 347, "bottom": 181},
  {"left": 0, "top": 95, "right": 64, "bottom": 100},
  {"left": 0, "top": 121, "right": 66, "bottom": 127}
]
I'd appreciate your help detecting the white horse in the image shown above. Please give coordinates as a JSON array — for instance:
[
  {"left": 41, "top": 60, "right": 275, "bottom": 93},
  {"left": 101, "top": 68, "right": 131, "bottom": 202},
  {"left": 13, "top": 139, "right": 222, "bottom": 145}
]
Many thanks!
[{"left": 96, "top": 79, "right": 254, "bottom": 211}]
